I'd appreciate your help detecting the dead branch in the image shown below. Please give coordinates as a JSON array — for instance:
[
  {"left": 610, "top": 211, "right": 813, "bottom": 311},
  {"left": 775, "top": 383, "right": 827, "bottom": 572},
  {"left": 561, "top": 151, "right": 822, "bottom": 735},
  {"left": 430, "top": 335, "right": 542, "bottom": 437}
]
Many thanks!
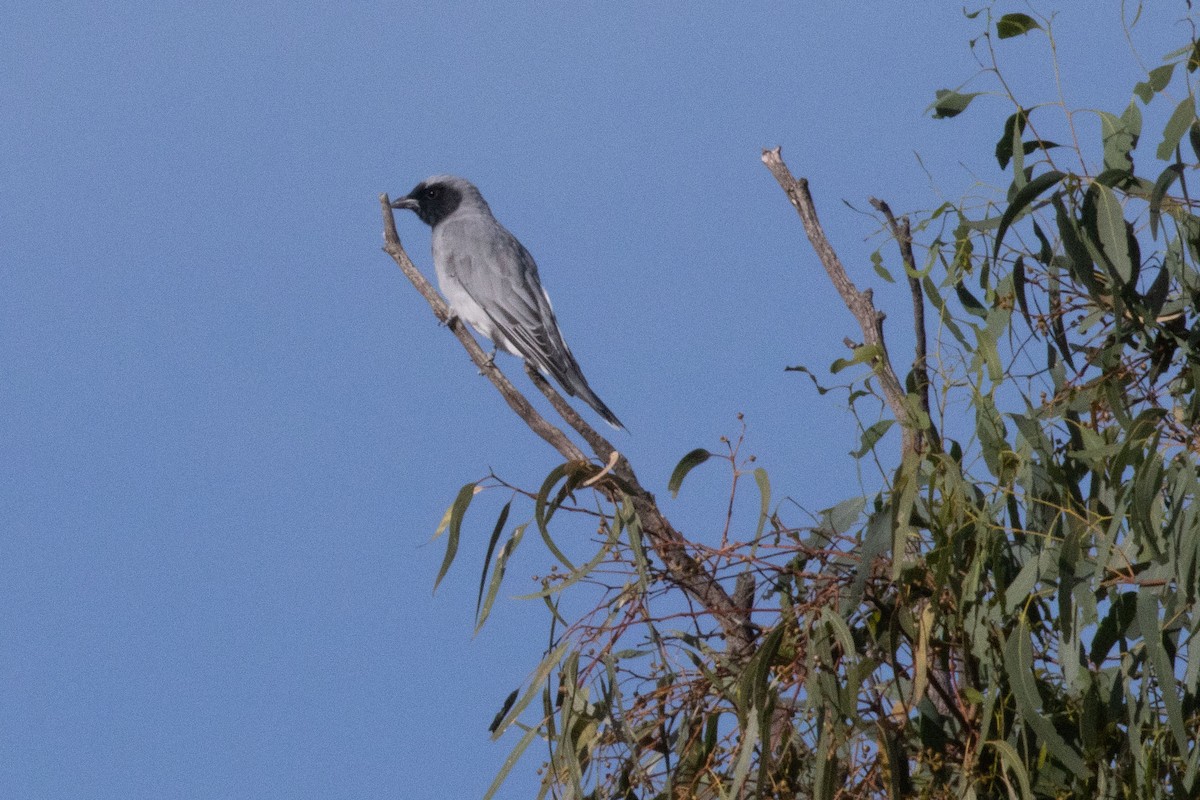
[
  {"left": 760, "top": 149, "right": 919, "bottom": 457},
  {"left": 870, "top": 197, "right": 940, "bottom": 454}
]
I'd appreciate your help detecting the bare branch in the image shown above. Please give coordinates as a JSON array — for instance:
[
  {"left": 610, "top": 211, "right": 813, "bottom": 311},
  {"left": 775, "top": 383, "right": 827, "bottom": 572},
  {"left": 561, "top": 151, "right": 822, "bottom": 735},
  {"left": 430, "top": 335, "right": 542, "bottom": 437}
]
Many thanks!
[
  {"left": 760, "top": 148, "right": 918, "bottom": 456},
  {"left": 870, "top": 197, "right": 940, "bottom": 453}
]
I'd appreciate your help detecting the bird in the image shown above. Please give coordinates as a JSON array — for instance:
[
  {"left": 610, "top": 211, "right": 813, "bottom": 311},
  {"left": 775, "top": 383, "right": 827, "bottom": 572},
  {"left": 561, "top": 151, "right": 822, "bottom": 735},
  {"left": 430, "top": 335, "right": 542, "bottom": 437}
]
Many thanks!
[{"left": 391, "top": 175, "right": 624, "bottom": 430}]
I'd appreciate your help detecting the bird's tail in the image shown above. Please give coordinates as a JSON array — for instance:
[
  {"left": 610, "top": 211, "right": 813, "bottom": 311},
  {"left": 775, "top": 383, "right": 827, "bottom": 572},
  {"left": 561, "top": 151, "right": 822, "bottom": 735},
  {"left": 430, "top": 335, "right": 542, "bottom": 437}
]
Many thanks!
[
  {"left": 570, "top": 380, "right": 625, "bottom": 431},
  {"left": 546, "top": 358, "right": 624, "bottom": 431}
]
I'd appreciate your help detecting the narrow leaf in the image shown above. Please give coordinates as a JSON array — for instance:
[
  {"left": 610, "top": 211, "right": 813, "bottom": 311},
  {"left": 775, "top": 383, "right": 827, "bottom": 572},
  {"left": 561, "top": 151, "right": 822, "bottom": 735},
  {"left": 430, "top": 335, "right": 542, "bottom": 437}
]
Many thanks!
[
  {"left": 490, "top": 638, "right": 572, "bottom": 739},
  {"left": 1003, "top": 617, "right": 1091, "bottom": 778},
  {"left": 955, "top": 280, "right": 988, "bottom": 317},
  {"left": 851, "top": 419, "right": 895, "bottom": 459},
  {"left": 476, "top": 500, "right": 512, "bottom": 620},
  {"left": 753, "top": 467, "right": 771, "bottom": 540},
  {"left": 871, "top": 249, "right": 894, "bottom": 282},
  {"left": 1157, "top": 96, "right": 1197, "bottom": 161},
  {"left": 1136, "top": 589, "right": 1188, "bottom": 752},
  {"left": 844, "top": 509, "right": 891, "bottom": 615},
  {"left": 515, "top": 523, "right": 620, "bottom": 600},
  {"left": 482, "top": 720, "right": 542, "bottom": 800},
  {"left": 994, "top": 170, "right": 1067, "bottom": 258},
  {"left": 475, "top": 523, "right": 528, "bottom": 633},
  {"left": 534, "top": 464, "right": 578, "bottom": 572},
  {"left": 996, "top": 109, "right": 1028, "bottom": 169},
  {"left": 668, "top": 448, "right": 712, "bottom": 498},
  {"left": 488, "top": 689, "right": 520, "bottom": 733},
  {"left": 986, "top": 740, "right": 1034, "bottom": 800},
  {"left": 1013, "top": 255, "right": 1031, "bottom": 325},
  {"left": 434, "top": 482, "right": 479, "bottom": 593},
  {"left": 831, "top": 343, "right": 882, "bottom": 374},
  {"left": 1099, "top": 108, "right": 1138, "bottom": 172},
  {"left": 1088, "top": 183, "right": 1134, "bottom": 282},
  {"left": 1150, "top": 163, "right": 1185, "bottom": 239}
]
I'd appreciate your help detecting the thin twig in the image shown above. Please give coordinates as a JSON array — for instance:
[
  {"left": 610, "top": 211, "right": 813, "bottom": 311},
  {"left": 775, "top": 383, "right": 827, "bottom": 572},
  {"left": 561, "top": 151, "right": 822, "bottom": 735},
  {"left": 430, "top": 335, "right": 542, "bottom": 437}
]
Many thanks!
[{"left": 870, "top": 197, "right": 940, "bottom": 453}]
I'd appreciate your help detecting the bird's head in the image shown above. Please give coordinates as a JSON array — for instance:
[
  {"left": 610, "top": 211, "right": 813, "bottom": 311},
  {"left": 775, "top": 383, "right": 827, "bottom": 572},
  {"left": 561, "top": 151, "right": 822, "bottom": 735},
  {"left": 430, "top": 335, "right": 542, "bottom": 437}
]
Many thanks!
[{"left": 391, "top": 175, "right": 477, "bottom": 227}]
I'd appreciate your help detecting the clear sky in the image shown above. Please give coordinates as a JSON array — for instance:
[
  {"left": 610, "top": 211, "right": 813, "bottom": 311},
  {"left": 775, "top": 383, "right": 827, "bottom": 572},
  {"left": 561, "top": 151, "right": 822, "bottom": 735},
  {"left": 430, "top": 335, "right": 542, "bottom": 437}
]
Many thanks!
[{"left": 1, "top": 3, "right": 1188, "bottom": 797}]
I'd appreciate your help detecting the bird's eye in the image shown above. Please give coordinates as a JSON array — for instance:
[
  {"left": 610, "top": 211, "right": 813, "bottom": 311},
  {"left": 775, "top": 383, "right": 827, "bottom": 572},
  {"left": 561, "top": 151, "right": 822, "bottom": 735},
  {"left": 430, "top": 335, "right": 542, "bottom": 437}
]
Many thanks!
[{"left": 424, "top": 187, "right": 439, "bottom": 198}]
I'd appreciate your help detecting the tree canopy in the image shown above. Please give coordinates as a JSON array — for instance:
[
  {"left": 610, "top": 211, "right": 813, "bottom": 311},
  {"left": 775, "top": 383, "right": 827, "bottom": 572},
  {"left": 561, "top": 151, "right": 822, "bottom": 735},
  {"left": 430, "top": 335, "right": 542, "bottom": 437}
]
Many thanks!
[{"left": 384, "top": 6, "right": 1200, "bottom": 798}]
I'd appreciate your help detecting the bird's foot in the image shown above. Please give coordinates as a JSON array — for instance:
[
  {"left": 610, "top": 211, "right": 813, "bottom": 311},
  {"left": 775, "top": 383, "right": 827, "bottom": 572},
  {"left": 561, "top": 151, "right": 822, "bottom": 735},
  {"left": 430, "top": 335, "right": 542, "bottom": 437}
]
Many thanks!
[
  {"left": 478, "top": 347, "right": 497, "bottom": 374},
  {"left": 440, "top": 312, "right": 460, "bottom": 329}
]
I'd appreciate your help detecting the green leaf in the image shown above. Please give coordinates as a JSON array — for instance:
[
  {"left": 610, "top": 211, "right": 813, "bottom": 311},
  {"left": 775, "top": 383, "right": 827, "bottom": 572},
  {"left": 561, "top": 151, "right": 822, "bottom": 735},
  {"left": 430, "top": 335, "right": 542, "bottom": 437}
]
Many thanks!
[
  {"left": 476, "top": 500, "right": 512, "bottom": 621},
  {"left": 931, "top": 88, "right": 983, "bottom": 119},
  {"left": 1150, "top": 163, "right": 1185, "bottom": 239},
  {"left": 1156, "top": 96, "right": 1197, "bottom": 161},
  {"left": 986, "top": 740, "right": 1034, "bottom": 800},
  {"left": 997, "top": 13, "right": 1041, "bottom": 39},
  {"left": 475, "top": 523, "right": 527, "bottom": 633},
  {"left": 995, "top": 109, "right": 1028, "bottom": 169},
  {"left": 534, "top": 464, "right": 580, "bottom": 572},
  {"left": 870, "top": 249, "right": 894, "bottom": 283},
  {"left": 1087, "top": 183, "right": 1134, "bottom": 283},
  {"left": 1137, "top": 589, "right": 1188, "bottom": 752},
  {"left": 488, "top": 688, "right": 519, "bottom": 733},
  {"left": 1031, "top": 220, "right": 1053, "bottom": 264},
  {"left": 667, "top": 448, "right": 712, "bottom": 498},
  {"left": 820, "top": 494, "right": 865, "bottom": 536},
  {"left": 482, "top": 718, "right": 542, "bottom": 800},
  {"left": 1134, "top": 63, "right": 1176, "bottom": 104},
  {"left": 434, "top": 482, "right": 478, "bottom": 593},
  {"left": 620, "top": 499, "right": 650, "bottom": 593},
  {"left": 1053, "top": 193, "right": 1096, "bottom": 291},
  {"left": 1013, "top": 255, "right": 1031, "bottom": 325},
  {"left": 1090, "top": 591, "right": 1136, "bottom": 664},
  {"left": 993, "top": 170, "right": 1067, "bottom": 258},
  {"left": 831, "top": 343, "right": 882, "bottom": 374},
  {"left": 1190, "top": 39, "right": 1200, "bottom": 72},
  {"left": 844, "top": 508, "right": 889, "bottom": 616},
  {"left": 515, "top": 522, "right": 620, "bottom": 600},
  {"left": 1099, "top": 105, "right": 1139, "bottom": 172},
  {"left": 850, "top": 419, "right": 894, "bottom": 459},
  {"left": 1003, "top": 617, "right": 1091, "bottom": 778},
  {"left": 1190, "top": 118, "right": 1200, "bottom": 162},
  {"left": 974, "top": 391, "right": 1009, "bottom": 479},
  {"left": 955, "top": 280, "right": 988, "bottom": 318},
  {"left": 752, "top": 467, "right": 771, "bottom": 540},
  {"left": 490, "top": 638, "right": 572, "bottom": 739}
]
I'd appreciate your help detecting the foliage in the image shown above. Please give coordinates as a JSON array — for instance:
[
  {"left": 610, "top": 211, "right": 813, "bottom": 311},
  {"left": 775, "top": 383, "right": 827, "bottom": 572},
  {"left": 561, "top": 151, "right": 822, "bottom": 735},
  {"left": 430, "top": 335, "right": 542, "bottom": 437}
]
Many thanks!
[{"left": 433, "top": 6, "right": 1200, "bottom": 799}]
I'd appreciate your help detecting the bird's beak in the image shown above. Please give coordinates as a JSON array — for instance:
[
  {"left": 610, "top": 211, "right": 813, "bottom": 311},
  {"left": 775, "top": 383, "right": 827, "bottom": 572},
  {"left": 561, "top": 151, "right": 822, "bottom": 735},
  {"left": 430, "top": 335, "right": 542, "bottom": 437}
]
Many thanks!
[{"left": 390, "top": 196, "right": 419, "bottom": 211}]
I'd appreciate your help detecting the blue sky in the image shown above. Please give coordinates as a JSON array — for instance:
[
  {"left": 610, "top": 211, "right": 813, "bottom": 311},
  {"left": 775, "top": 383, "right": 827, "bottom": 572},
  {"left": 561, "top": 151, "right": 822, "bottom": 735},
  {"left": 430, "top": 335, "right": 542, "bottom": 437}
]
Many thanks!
[{"left": 1, "top": 3, "right": 1188, "bottom": 797}]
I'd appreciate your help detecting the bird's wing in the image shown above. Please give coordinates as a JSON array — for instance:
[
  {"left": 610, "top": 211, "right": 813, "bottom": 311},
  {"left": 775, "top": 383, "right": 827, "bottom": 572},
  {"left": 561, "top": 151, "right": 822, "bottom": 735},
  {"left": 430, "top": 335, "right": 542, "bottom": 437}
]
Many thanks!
[{"left": 442, "top": 218, "right": 584, "bottom": 391}]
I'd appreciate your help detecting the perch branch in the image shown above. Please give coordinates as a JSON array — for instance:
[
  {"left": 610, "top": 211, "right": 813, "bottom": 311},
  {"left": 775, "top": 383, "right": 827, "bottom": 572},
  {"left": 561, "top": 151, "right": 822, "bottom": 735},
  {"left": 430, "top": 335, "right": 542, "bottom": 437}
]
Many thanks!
[
  {"left": 379, "top": 194, "right": 756, "bottom": 656},
  {"left": 379, "top": 194, "right": 586, "bottom": 461}
]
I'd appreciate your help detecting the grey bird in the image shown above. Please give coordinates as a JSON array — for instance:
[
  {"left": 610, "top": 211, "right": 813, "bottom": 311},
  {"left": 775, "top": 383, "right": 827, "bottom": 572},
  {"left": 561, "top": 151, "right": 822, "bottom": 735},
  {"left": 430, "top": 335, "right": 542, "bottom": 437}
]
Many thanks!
[{"left": 391, "top": 175, "right": 624, "bottom": 430}]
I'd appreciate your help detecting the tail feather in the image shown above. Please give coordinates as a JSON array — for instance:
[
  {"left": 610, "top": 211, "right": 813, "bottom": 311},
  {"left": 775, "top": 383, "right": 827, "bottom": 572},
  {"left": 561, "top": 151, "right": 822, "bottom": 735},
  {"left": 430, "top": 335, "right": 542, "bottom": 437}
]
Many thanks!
[
  {"left": 547, "top": 363, "right": 625, "bottom": 431},
  {"left": 572, "top": 382, "right": 625, "bottom": 431}
]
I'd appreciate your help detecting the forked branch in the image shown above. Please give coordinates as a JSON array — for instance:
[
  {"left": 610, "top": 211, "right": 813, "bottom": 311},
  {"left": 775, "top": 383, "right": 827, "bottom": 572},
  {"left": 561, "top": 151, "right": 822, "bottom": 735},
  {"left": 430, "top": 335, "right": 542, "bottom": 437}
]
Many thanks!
[{"left": 761, "top": 148, "right": 926, "bottom": 456}]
